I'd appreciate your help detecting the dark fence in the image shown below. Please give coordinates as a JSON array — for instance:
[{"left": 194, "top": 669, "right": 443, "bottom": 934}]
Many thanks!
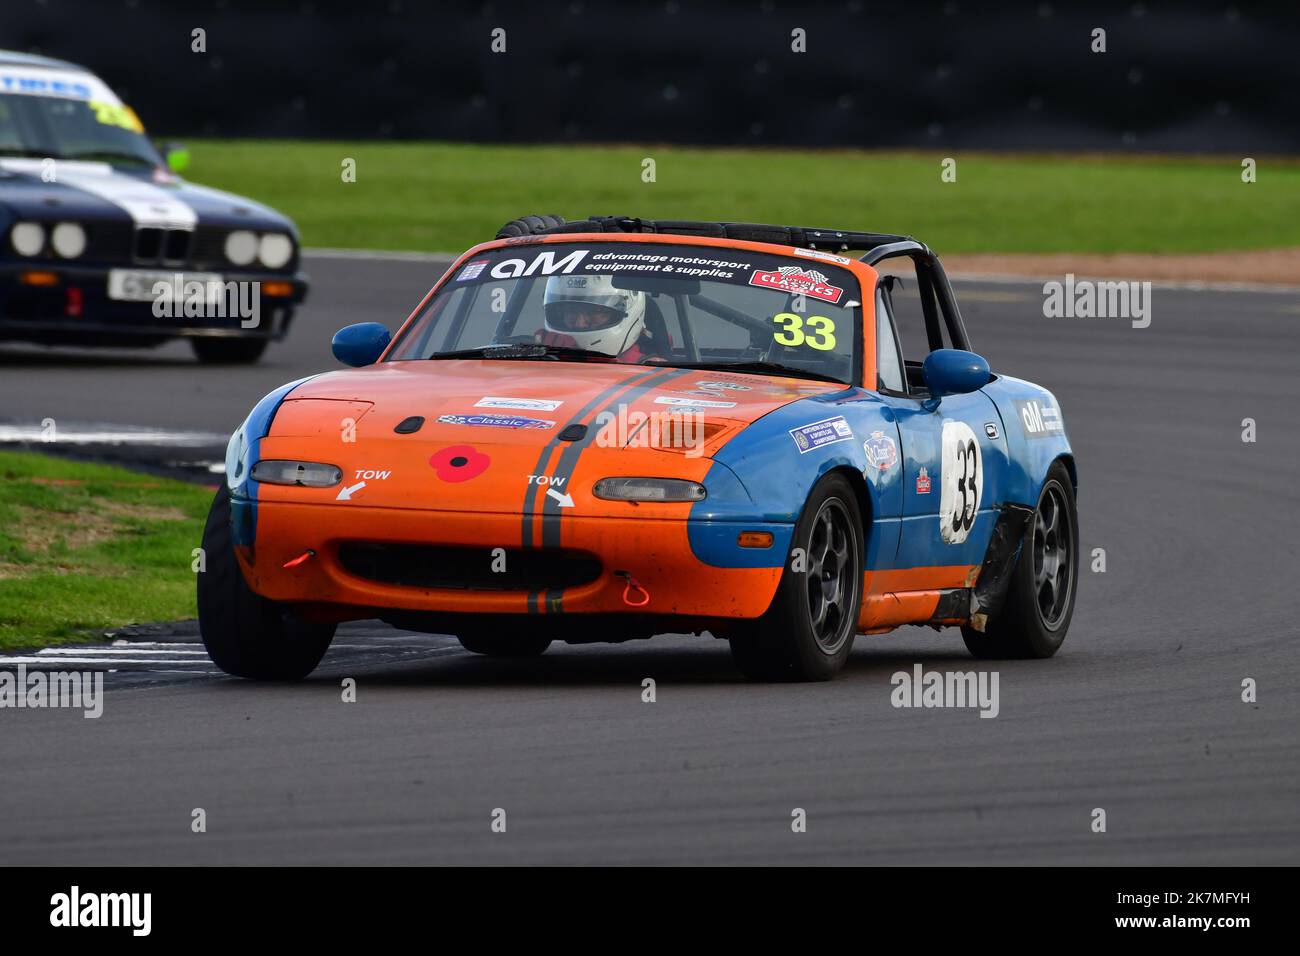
[{"left": 4, "top": 0, "right": 1296, "bottom": 152}]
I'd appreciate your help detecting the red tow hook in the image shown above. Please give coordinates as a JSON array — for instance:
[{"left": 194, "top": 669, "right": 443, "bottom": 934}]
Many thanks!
[
  {"left": 615, "top": 570, "right": 650, "bottom": 607},
  {"left": 282, "top": 548, "right": 316, "bottom": 569}
]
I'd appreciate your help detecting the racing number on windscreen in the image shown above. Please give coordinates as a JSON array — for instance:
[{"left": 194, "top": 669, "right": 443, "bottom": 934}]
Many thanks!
[{"left": 772, "top": 312, "right": 837, "bottom": 351}]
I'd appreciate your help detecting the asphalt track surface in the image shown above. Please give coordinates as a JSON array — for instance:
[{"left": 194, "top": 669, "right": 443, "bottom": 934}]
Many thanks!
[{"left": 1, "top": 252, "right": 1298, "bottom": 864}]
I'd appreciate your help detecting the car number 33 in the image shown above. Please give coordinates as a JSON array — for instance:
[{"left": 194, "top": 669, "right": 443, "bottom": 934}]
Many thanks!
[{"left": 940, "top": 419, "right": 983, "bottom": 544}]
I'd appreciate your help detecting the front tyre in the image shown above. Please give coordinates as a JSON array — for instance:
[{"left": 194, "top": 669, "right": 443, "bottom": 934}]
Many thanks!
[
  {"left": 962, "top": 461, "right": 1078, "bottom": 659},
  {"left": 197, "top": 485, "right": 336, "bottom": 679},
  {"left": 729, "top": 472, "right": 863, "bottom": 681}
]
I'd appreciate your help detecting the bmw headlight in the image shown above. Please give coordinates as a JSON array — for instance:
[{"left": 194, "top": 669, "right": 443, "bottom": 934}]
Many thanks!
[
  {"left": 51, "top": 222, "right": 86, "bottom": 258},
  {"left": 10, "top": 222, "right": 45, "bottom": 257},
  {"left": 593, "top": 477, "right": 706, "bottom": 502},
  {"left": 257, "top": 233, "right": 293, "bottom": 269},
  {"left": 224, "top": 230, "right": 257, "bottom": 266},
  {"left": 251, "top": 460, "right": 342, "bottom": 487}
]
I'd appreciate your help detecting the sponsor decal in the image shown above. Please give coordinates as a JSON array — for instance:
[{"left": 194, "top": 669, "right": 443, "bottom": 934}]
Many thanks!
[
  {"left": 429, "top": 445, "right": 491, "bottom": 482},
  {"left": 653, "top": 395, "right": 736, "bottom": 409},
  {"left": 1016, "top": 398, "right": 1063, "bottom": 438},
  {"left": 586, "top": 250, "right": 752, "bottom": 281},
  {"left": 985, "top": 422, "right": 1000, "bottom": 440},
  {"left": 694, "top": 380, "right": 752, "bottom": 392},
  {"left": 456, "top": 260, "right": 489, "bottom": 281},
  {"left": 863, "top": 431, "right": 899, "bottom": 471},
  {"left": 940, "top": 420, "right": 983, "bottom": 544},
  {"left": 474, "top": 396, "right": 564, "bottom": 411},
  {"left": 437, "top": 414, "right": 555, "bottom": 430},
  {"left": 916, "top": 466, "right": 932, "bottom": 495},
  {"left": 0, "top": 70, "right": 104, "bottom": 101},
  {"left": 749, "top": 265, "right": 845, "bottom": 305},
  {"left": 789, "top": 415, "right": 854, "bottom": 454},
  {"left": 488, "top": 249, "right": 588, "bottom": 279},
  {"left": 792, "top": 247, "right": 852, "bottom": 266}
]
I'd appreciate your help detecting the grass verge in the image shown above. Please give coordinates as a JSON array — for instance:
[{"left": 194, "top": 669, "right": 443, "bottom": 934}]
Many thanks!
[
  {"left": 0, "top": 451, "right": 212, "bottom": 650},
  {"left": 183, "top": 140, "right": 1300, "bottom": 255}
]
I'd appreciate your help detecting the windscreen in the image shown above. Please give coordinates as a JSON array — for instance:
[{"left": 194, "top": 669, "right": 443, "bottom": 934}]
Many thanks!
[
  {"left": 0, "top": 70, "right": 159, "bottom": 168},
  {"left": 386, "top": 242, "right": 864, "bottom": 385}
]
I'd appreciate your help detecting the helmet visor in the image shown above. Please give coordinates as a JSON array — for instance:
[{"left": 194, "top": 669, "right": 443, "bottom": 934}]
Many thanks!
[{"left": 543, "top": 301, "right": 626, "bottom": 332}]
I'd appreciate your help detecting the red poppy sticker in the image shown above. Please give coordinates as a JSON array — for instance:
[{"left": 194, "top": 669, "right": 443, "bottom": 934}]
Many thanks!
[{"left": 429, "top": 445, "right": 490, "bottom": 482}]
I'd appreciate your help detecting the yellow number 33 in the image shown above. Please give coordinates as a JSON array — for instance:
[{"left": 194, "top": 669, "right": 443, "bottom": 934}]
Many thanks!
[{"left": 772, "top": 313, "right": 836, "bottom": 351}]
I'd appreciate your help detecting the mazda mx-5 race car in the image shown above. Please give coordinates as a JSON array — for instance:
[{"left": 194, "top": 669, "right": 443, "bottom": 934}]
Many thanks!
[
  {"left": 199, "top": 215, "right": 1078, "bottom": 681},
  {"left": 0, "top": 51, "right": 307, "bottom": 363}
]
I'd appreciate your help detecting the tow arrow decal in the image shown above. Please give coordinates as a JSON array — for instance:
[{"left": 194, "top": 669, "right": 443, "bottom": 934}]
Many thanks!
[
  {"left": 546, "top": 487, "right": 574, "bottom": 508},
  {"left": 336, "top": 480, "right": 366, "bottom": 501}
]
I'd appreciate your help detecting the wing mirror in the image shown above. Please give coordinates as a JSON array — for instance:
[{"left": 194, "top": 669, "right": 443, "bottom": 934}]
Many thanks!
[
  {"left": 159, "top": 142, "right": 190, "bottom": 174},
  {"left": 921, "top": 349, "right": 991, "bottom": 407},
  {"left": 332, "top": 323, "right": 391, "bottom": 367}
]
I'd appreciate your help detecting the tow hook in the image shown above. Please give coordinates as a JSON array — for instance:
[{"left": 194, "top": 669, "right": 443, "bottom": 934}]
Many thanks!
[{"left": 614, "top": 570, "right": 650, "bottom": 607}]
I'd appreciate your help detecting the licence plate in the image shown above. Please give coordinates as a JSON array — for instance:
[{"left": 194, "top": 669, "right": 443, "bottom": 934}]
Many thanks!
[{"left": 107, "top": 269, "right": 224, "bottom": 304}]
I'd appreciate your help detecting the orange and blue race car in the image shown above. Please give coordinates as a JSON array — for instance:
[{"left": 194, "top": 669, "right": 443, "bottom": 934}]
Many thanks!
[{"left": 198, "top": 215, "right": 1078, "bottom": 681}]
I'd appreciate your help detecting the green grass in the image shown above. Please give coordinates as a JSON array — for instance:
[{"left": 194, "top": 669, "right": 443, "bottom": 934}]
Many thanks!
[
  {"left": 182, "top": 140, "right": 1300, "bottom": 255},
  {"left": 0, "top": 451, "right": 212, "bottom": 650}
]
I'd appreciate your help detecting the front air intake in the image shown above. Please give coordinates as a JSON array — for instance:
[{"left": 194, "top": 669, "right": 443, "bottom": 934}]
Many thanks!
[{"left": 337, "top": 543, "right": 602, "bottom": 591}]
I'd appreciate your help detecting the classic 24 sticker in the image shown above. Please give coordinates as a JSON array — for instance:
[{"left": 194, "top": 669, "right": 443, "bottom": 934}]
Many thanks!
[{"left": 939, "top": 420, "right": 983, "bottom": 544}]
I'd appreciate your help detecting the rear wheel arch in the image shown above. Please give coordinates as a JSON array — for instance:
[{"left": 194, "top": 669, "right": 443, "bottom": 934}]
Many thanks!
[{"left": 1054, "top": 453, "right": 1078, "bottom": 496}]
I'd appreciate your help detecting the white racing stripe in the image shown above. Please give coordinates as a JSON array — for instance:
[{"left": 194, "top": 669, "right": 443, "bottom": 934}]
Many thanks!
[
  {"left": 0, "top": 657, "right": 213, "bottom": 666},
  {"left": 37, "top": 647, "right": 208, "bottom": 656},
  {"left": 110, "top": 641, "right": 205, "bottom": 647},
  {"left": 0, "top": 157, "right": 198, "bottom": 230}
]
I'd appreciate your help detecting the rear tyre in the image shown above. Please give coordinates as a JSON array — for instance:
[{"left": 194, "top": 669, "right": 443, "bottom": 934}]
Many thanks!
[
  {"left": 962, "top": 461, "right": 1078, "bottom": 659},
  {"left": 197, "top": 486, "right": 336, "bottom": 679},
  {"left": 728, "top": 473, "right": 863, "bottom": 681},
  {"left": 191, "top": 337, "right": 269, "bottom": 364},
  {"left": 495, "top": 215, "right": 566, "bottom": 240},
  {"left": 457, "top": 630, "right": 552, "bottom": 658}
]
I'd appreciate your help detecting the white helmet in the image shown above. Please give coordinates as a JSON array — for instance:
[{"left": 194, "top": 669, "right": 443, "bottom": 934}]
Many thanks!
[{"left": 543, "top": 274, "right": 646, "bottom": 355}]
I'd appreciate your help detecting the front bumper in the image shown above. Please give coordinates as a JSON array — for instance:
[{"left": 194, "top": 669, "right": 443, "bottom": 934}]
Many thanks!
[
  {"left": 0, "top": 261, "right": 309, "bottom": 342},
  {"left": 234, "top": 498, "right": 785, "bottom": 623}
]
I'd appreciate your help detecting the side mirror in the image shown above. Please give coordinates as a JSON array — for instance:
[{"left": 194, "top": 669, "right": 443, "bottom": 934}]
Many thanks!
[
  {"left": 332, "top": 323, "right": 391, "bottom": 367},
  {"left": 922, "top": 348, "right": 991, "bottom": 400},
  {"left": 160, "top": 142, "right": 190, "bottom": 174}
]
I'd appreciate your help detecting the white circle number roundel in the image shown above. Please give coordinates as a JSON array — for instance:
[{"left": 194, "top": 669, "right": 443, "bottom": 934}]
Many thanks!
[{"left": 939, "top": 420, "right": 983, "bottom": 545}]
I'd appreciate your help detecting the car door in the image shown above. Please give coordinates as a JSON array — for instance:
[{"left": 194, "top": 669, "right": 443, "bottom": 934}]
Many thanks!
[{"left": 871, "top": 260, "right": 1008, "bottom": 581}]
